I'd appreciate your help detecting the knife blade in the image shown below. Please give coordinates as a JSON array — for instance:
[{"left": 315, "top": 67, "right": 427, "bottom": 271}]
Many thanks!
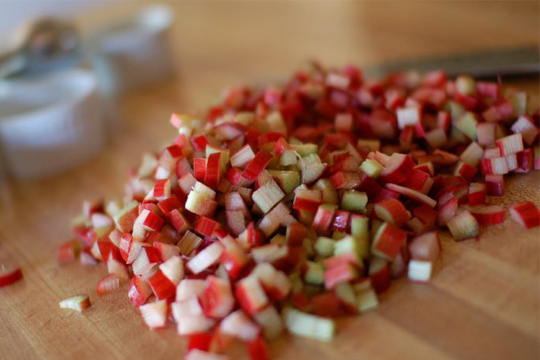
[{"left": 365, "top": 46, "right": 540, "bottom": 79}]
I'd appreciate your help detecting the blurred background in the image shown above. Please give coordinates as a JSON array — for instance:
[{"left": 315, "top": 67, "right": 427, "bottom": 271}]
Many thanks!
[{"left": 0, "top": 0, "right": 538, "bottom": 186}]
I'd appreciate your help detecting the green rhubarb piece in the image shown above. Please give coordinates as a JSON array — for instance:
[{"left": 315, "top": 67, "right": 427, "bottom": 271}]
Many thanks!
[
  {"left": 357, "top": 139, "right": 380, "bottom": 152},
  {"left": 447, "top": 210, "right": 479, "bottom": 240},
  {"left": 297, "top": 209, "right": 316, "bottom": 226},
  {"left": 360, "top": 159, "right": 384, "bottom": 178},
  {"left": 509, "top": 91, "right": 527, "bottom": 116},
  {"left": 105, "top": 201, "right": 122, "bottom": 217},
  {"left": 314, "top": 237, "right": 335, "bottom": 258},
  {"left": 370, "top": 219, "right": 383, "bottom": 238},
  {"left": 455, "top": 75, "right": 476, "bottom": 96},
  {"left": 283, "top": 308, "right": 335, "bottom": 341},
  {"left": 289, "top": 271, "right": 304, "bottom": 294},
  {"left": 113, "top": 200, "right": 139, "bottom": 233},
  {"left": 495, "top": 124, "right": 506, "bottom": 140},
  {"left": 252, "top": 181, "right": 284, "bottom": 213},
  {"left": 304, "top": 284, "right": 322, "bottom": 296},
  {"left": 302, "top": 153, "right": 322, "bottom": 165},
  {"left": 300, "top": 154, "right": 327, "bottom": 185},
  {"left": 206, "top": 146, "right": 230, "bottom": 170},
  {"left": 449, "top": 100, "right": 465, "bottom": 122},
  {"left": 288, "top": 137, "right": 302, "bottom": 145},
  {"left": 341, "top": 190, "right": 368, "bottom": 212},
  {"left": 352, "top": 279, "right": 373, "bottom": 293},
  {"left": 71, "top": 213, "right": 90, "bottom": 227},
  {"left": 138, "top": 153, "right": 158, "bottom": 178},
  {"left": 259, "top": 143, "right": 275, "bottom": 154},
  {"left": 95, "top": 225, "right": 113, "bottom": 238},
  {"left": 334, "top": 236, "right": 369, "bottom": 261},
  {"left": 313, "top": 179, "right": 338, "bottom": 204},
  {"left": 233, "top": 112, "right": 255, "bottom": 125},
  {"left": 279, "top": 151, "right": 298, "bottom": 166},
  {"left": 265, "top": 154, "right": 279, "bottom": 170},
  {"left": 335, "top": 283, "right": 357, "bottom": 310},
  {"left": 350, "top": 216, "right": 369, "bottom": 239},
  {"left": 293, "top": 143, "right": 318, "bottom": 157},
  {"left": 268, "top": 170, "right": 301, "bottom": 194},
  {"left": 193, "top": 182, "right": 215, "bottom": 199},
  {"left": 331, "top": 232, "right": 347, "bottom": 240},
  {"left": 270, "top": 234, "right": 287, "bottom": 245},
  {"left": 357, "top": 288, "right": 379, "bottom": 313},
  {"left": 266, "top": 112, "right": 287, "bottom": 134},
  {"left": 303, "top": 238, "right": 314, "bottom": 258},
  {"left": 304, "top": 261, "right": 325, "bottom": 285},
  {"left": 456, "top": 112, "right": 478, "bottom": 140},
  {"left": 451, "top": 126, "right": 468, "bottom": 143}
]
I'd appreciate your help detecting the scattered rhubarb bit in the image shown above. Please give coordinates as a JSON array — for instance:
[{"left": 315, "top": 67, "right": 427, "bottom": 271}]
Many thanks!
[
  {"left": 0, "top": 265, "right": 23, "bottom": 287},
  {"left": 59, "top": 295, "right": 91, "bottom": 312},
  {"left": 470, "top": 206, "right": 506, "bottom": 226},
  {"left": 509, "top": 202, "right": 540, "bottom": 229},
  {"left": 408, "top": 260, "right": 433, "bottom": 283},
  {"left": 284, "top": 307, "right": 335, "bottom": 341},
  {"left": 447, "top": 210, "right": 479, "bottom": 241}
]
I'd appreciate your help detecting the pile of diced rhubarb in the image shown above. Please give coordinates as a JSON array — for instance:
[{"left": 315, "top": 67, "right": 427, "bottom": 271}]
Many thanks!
[{"left": 57, "top": 64, "right": 540, "bottom": 360}]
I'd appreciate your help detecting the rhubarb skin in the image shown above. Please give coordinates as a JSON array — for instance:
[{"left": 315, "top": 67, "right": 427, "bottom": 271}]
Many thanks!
[
  {"left": 128, "top": 277, "right": 152, "bottom": 307},
  {"left": 312, "top": 204, "right": 338, "bottom": 236},
  {"left": 470, "top": 206, "right": 506, "bottom": 227},
  {"left": 379, "top": 154, "right": 415, "bottom": 184},
  {"left": 371, "top": 223, "right": 408, "bottom": 260},
  {"left": 201, "top": 276, "right": 234, "bottom": 319},
  {"left": 374, "top": 198, "right": 411, "bottom": 227},
  {"left": 149, "top": 271, "right": 176, "bottom": 300},
  {"left": 369, "top": 258, "right": 391, "bottom": 294},
  {"left": 247, "top": 336, "right": 271, "bottom": 360},
  {"left": 509, "top": 202, "right": 540, "bottom": 229}
]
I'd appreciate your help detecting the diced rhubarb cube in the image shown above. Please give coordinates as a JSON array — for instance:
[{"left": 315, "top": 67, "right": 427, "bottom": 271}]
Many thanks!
[
  {"left": 149, "top": 270, "right": 177, "bottom": 300},
  {"left": 242, "top": 151, "right": 273, "bottom": 182},
  {"left": 379, "top": 153, "right": 414, "bottom": 184},
  {"left": 140, "top": 300, "right": 168, "bottom": 329},
  {"left": 371, "top": 222, "right": 408, "bottom": 260},
  {"left": 128, "top": 277, "right": 152, "bottom": 307},
  {"left": 374, "top": 198, "right": 411, "bottom": 227},
  {"left": 201, "top": 276, "right": 234, "bottom": 319},
  {"left": 220, "top": 310, "right": 260, "bottom": 341},
  {"left": 235, "top": 275, "right": 269, "bottom": 314},
  {"left": 447, "top": 209, "right": 479, "bottom": 240},
  {"left": 312, "top": 204, "right": 338, "bottom": 236},
  {"left": 187, "top": 242, "right": 224, "bottom": 275},
  {"left": 509, "top": 202, "right": 540, "bottom": 229}
]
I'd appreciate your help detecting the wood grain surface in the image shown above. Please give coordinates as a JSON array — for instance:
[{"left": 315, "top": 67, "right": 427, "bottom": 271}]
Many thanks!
[{"left": 1, "top": 1, "right": 539, "bottom": 360}]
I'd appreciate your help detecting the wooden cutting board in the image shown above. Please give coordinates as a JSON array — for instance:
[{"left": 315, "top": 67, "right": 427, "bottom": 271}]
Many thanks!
[
  {"left": 0, "top": 81, "right": 538, "bottom": 360},
  {"left": 0, "top": 3, "right": 539, "bottom": 359}
]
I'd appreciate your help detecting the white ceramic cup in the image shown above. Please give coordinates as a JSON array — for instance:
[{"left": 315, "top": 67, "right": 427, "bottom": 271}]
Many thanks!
[
  {"left": 0, "top": 68, "right": 104, "bottom": 179},
  {"left": 90, "top": 4, "right": 175, "bottom": 96}
]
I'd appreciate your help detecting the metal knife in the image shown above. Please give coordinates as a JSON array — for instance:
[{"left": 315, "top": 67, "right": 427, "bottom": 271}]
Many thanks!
[{"left": 365, "top": 46, "right": 539, "bottom": 79}]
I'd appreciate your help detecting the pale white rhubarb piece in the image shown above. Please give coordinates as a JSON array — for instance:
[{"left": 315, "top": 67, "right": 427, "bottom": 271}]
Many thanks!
[{"left": 283, "top": 308, "right": 335, "bottom": 341}]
